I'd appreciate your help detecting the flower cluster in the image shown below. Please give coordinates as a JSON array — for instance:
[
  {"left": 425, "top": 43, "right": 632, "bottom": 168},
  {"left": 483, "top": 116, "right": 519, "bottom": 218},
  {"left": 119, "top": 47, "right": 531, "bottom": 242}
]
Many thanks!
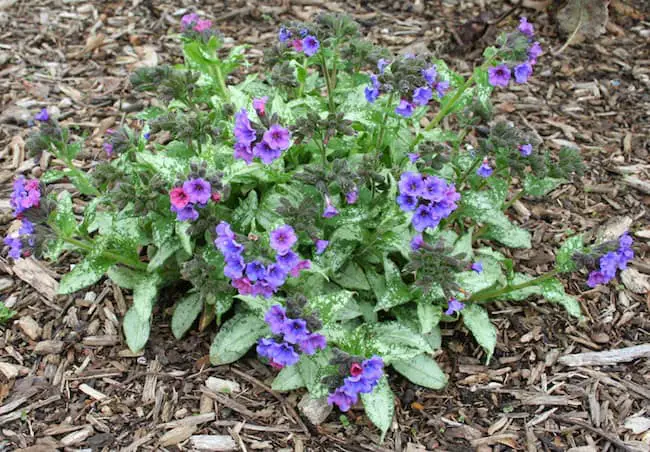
[
  {"left": 488, "top": 17, "right": 542, "bottom": 87},
  {"left": 214, "top": 222, "right": 310, "bottom": 298},
  {"left": 10, "top": 176, "right": 41, "bottom": 217},
  {"left": 396, "top": 172, "right": 460, "bottom": 232},
  {"left": 180, "top": 13, "right": 214, "bottom": 34},
  {"left": 327, "top": 355, "right": 384, "bottom": 412},
  {"left": 3, "top": 219, "right": 35, "bottom": 260},
  {"left": 169, "top": 176, "right": 220, "bottom": 222},
  {"left": 365, "top": 61, "right": 450, "bottom": 118},
  {"left": 587, "top": 233, "right": 634, "bottom": 287},
  {"left": 257, "top": 302, "right": 327, "bottom": 368},
  {"left": 233, "top": 107, "right": 292, "bottom": 165},
  {"left": 278, "top": 27, "right": 320, "bottom": 57}
]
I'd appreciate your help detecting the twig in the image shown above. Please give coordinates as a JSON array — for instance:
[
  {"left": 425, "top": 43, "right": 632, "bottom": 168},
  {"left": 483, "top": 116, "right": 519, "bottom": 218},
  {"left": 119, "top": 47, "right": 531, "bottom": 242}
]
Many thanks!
[
  {"left": 550, "top": 415, "right": 633, "bottom": 452},
  {"left": 229, "top": 366, "right": 311, "bottom": 436},
  {"left": 558, "top": 344, "right": 650, "bottom": 367},
  {"left": 554, "top": 8, "right": 584, "bottom": 55}
]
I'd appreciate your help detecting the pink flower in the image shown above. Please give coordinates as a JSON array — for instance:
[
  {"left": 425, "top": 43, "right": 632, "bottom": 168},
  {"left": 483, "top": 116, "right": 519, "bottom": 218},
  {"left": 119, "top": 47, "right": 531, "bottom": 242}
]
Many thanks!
[
  {"left": 194, "top": 19, "right": 212, "bottom": 32},
  {"left": 170, "top": 187, "right": 190, "bottom": 209},
  {"left": 291, "top": 39, "right": 303, "bottom": 52}
]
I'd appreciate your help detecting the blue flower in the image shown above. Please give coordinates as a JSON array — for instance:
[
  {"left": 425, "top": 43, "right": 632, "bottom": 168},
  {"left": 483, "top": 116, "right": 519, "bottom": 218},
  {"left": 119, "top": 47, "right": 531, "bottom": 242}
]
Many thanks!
[
  {"left": 476, "top": 159, "right": 493, "bottom": 178},
  {"left": 282, "top": 318, "right": 309, "bottom": 344},
  {"left": 471, "top": 262, "right": 483, "bottom": 273},
  {"left": 278, "top": 27, "right": 292, "bottom": 42},
  {"left": 396, "top": 194, "right": 418, "bottom": 212},
  {"left": 315, "top": 240, "right": 329, "bottom": 255},
  {"left": 422, "top": 65, "right": 437, "bottom": 85},
  {"left": 445, "top": 298, "right": 465, "bottom": 316},
  {"left": 302, "top": 35, "right": 320, "bottom": 56},
  {"left": 395, "top": 99, "right": 415, "bottom": 117},
  {"left": 264, "top": 305, "right": 287, "bottom": 335},
  {"left": 514, "top": 62, "right": 533, "bottom": 84},
  {"left": 412, "top": 86, "right": 432, "bottom": 106},
  {"left": 245, "top": 261, "right": 267, "bottom": 282},
  {"left": 398, "top": 172, "right": 424, "bottom": 196}
]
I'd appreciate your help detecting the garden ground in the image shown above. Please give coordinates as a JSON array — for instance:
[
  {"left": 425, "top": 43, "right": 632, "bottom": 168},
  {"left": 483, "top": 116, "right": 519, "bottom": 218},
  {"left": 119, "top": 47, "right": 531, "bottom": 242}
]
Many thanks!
[{"left": 0, "top": 0, "right": 649, "bottom": 450}]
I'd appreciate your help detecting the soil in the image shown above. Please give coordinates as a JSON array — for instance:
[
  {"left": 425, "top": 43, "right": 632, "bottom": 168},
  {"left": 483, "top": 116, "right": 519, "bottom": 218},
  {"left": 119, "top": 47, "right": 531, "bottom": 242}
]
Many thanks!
[{"left": 1, "top": 1, "right": 649, "bottom": 451}]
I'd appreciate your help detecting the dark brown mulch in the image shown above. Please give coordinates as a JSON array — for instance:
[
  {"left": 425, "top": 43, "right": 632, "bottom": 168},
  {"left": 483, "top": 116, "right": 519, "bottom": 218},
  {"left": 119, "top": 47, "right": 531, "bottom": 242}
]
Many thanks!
[{"left": 1, "top": 0, "right": 649, "bottom": 451}]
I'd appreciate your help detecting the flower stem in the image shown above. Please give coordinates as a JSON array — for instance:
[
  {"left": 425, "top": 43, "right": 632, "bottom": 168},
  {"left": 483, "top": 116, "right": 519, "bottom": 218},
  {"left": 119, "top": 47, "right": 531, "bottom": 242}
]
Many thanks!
[
  {"left": 212, "top": 64, "right": 230, "bottom": 102},
  {"left": 319, "top": 54, "right": 336, "bottom": 114},
  {"left": 470, "top": 269, "right": 560, "bottom": 303},
  {"left": 376, "top": 92, "right": 394, "bottom": 150},
  {"left": 457, "top": 154, "right": 483, "bottom": 186},
  {"left": 503, "top": 189, "right": 525, "bottom": 211},
  {"left": 61, "top": 236, "right": 148, "bottom": 271}
]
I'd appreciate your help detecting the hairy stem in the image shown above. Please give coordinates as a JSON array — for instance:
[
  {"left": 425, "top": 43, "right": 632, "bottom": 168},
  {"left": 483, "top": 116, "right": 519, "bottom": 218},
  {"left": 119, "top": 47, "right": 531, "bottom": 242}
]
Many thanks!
[
  {"left": 376, "top": 92, "right": 395, "bottom": 150},
  {"left": 319, "top": 54, "right": 336, "bottom": 114},
  {"left": 503, "top": 189, "right": 525, "bottom": 211},
  {"left": 470, "top": 269, "right": 560, "bottom": 303}
]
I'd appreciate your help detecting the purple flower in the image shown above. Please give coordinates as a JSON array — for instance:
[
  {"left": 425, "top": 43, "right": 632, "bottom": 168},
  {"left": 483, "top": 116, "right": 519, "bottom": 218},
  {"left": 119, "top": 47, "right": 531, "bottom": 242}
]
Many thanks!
[
  {"left": 395, "top": 99, "right": 415, "bottom": 117},
  {"left": 434, "top": 80, "right": 450, "bottom": 98},
  {"left": 587, "top": 271, "right": 607, "bottom": 288},
  {"left": 413, "top": 86, "right": 432, "bottom": 106},
  {"left": 410, "top": 234, "right": 424, "bottom": 251},
  {"left": 143, "top": 131, "right": 150, "bottom": 140},
  {"left": 171, "top": 204, "right": 199, "bottom": 222},
  {"left": 412, "top": 204, "right": 436, "bottom": 232},
  {"left": 265, "top": 263, "right": 288, "bottom": 288},
  {"left": 278, "top": 27, "right": 292, "bottom": 43},
  {"left": 10, "top": 177, "right": 41, "bottom": 216},
  {"left": 34, "top": 108, "right": 49, "bottom": 122},
  {"left": 599, "top": 252, "right": 619, "bottom": 279},
  {"left": 263, "top": 124, "right": 291, "bottom": 151},
  {"left": 343, "top": 374, "right": 374, "bottom": 394},
  {"left": 270, "top": 225, "right": 297, "bottom": 253},
  {"left": 234, "top": 109, "right": 257, "bottom": 145},
  {"left": 282, "top": 318, "right": 309, "bottom": 344},
  {"left": 398, "top": 172, "right": 424, "bottom": 196},
  {"left": 445, "top": 298, "right": 465, "bottom": 316},
  {"left": 4, "top": 235, "right": 22, "bottom": 259},
  {"left": 421, "top": 176, "right": 446, "bottom": 202},
  {"left": 396, "top": 194, "right": 418, "bottom": 212},
  {"left": 476, "top": 159, "right": 493, "bottom": 178},
  {"left": 518, "top": 17, "right": 534, "bottom": 38},
  {"left": 257, "top": 337, "right": 277, "bottom": 358},
  {"left": 302, "top": 35, "right": 320, "bottom": 56},
  {"left": 232, "top": 277, "right": 253, "bottom": 295},
  {"left": 346, "top": 189, "right": 358, "bottom": 205},
  {"left": 365, "top": 74, "right": 380, "bottom": 103},
  {"left": 299, "top": 28, "right": 308, "bottom": 38},
  {"left": 269, "top": 342, "right": 300, "bottom": 367},
  {"left": 528, "top": 42, "right": 542, "bottom": 64},
  {"left": 619, "top": 232, "right": 633, "bottom": 249},
  {"left": 216, "top": 221, "right": 235, "bottom": 240},
  {"left": 361, "top": 356, "right": 384, "bottom": 382},
  {"left": 276, "top": 250, "right": 299, "bottom": 271},
  {"left": 234, "top": 142, "right": 254, "bottom": 164},
  {"left": 264, "top": 305, "right": 287, "bottom": 335},
  {"left": 408, "top": 153, "right": 420, "bottom": 163},
  {"left": 315, "top": 240, "right": 329, "bottom": 255},
  {"left": 519, "top": 143, "right": 533, "bottom": 157},
  {"left": 327, "top": 386, "right": 358, "bottom": 412},
  {"left": 252, "top": 96, "right": 268, "bottom": 116},
  {"left": 377, "top": 58, "right": 390, "bottom": 74},
  {"left": 103, "top": 142, "right": 114, "bottom": 156},
  {"left": 183, "top": 178, "right": 211, "bottom": 204},
  {"left": 323, "top": 196, "right": 338, "bottom": 218},
  {"left": 222, "top": 239, "right": 244, "bottom": 257},
  {"left": 253, "top": 141, "right": 282, "bottom": 164},
  {"left": 514, "top": 62, "right": 533, "bottom": 84},
  {"left": 245, "top": 261, "right": 267, "bottom": 282},
  {"left": 471, "top": 262, "right": 483, "bottom": 273},
  {"left": 289, "top": 259, "right": 311, "bottom": 278},
  {"left": 252, "top": 280, "right": 276, "bottom": 299},
  {"left": 488, "top": 65, "right": 511, "bottom": 88},
  {"left": 422, "top": 66, "right": 437, "bottom": 85},
  {"left": 181, "top": 13, "right": 199, "bottom": 30},
  {"left": 298, "top": 333, "right": 327, "bottom": 355}
]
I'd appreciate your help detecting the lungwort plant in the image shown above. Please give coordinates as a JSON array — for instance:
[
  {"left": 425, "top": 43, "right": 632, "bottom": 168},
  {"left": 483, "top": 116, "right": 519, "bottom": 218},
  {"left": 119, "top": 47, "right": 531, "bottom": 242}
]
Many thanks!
[{"left": 6, "top": 14, "right": 635, "bottom": 436}]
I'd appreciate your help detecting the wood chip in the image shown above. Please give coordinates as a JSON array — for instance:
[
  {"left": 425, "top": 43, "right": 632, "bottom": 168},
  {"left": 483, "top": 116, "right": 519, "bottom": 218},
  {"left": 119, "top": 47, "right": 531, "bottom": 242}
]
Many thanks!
[
  {"left": 59, "top": 426, "right": 93, "bottom": 446},
  {"left": 78, "top": 383, "right": 108, "bottom": 401},
  {"left": 34, "top": 340, "right": 64, "bottom": 355},
  {"left": 189, "top": 435, "right": 237, "bottom": 451},
  {"left": 11, "top": 258, "right": 59, "bottom": 301},
  {"left": 559, "top": 344, "right": 650, "bottom": 367},
  {"left": 158, "top": 426, "right": 196, "bottom": 447}
]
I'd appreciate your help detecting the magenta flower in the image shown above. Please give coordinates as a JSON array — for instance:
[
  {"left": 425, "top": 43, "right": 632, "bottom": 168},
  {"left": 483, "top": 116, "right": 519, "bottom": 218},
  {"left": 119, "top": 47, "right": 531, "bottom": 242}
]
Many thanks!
[
  {"left": 234, "top": 142, "right": 254, "bottom": 164},
  {"left": 234, "top": 109, "right": 257, "bottom": 145},
  {"left": 194, "top": 19, "right": 212, "bottom": 32},
  {"left": 181, "top": 13, "right": 199, "bottom": 30},
  {"left": 488, "top": 65, "right": 511, "bottom": 88},
  {"left": 169, "top": 187, "right": 190, "bottom": 209},
  {"left": 291, "top": 39, "right": 303, "bottom": 52},
  {"left": 289, "top": 259, "right": 311, "bottom": 278},
  {"left": 270, "top": 225, "right": 297, "bottom": 253},
  {"left": 253, "top": 96, "right": 268, "bottom": 116},
  {"left": 263, "top": 124, "right": 291, "bottom": 151},
  {"left": 103, "top": 142, "right": 114, "bottom": 156}
]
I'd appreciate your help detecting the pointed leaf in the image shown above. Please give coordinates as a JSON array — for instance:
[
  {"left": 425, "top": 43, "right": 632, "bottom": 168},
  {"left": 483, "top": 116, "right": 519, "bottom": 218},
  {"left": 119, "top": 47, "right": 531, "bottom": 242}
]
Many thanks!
[
  {"left": 333, "top": 262, "right": 370, "bottom": 291},
  {"left": 360, "top": 377, "right": 394, "bottom": 440},
  {"left": 210, "top": 312, "right": 267, "bottom": 365},
  {"left": 296, "top": 352, "right": 330, "bottom": 398},
  {"left": 133, "top": 274, "right": 161, "bottom": 322},
  {"left": 171, "top": 293, "right": 202, "bottom": 339},
  {"left": 123, "top": 306, "right": 150, "bottom": 352},
  {"left": 393, "top": 354, "right": 447, "bottom": 389},
  {"left": 462, "top": 304, "right": 497, "bottom": 363},
  {"left": 271, "top": 365, "right": 305, "bottom": 391},
  {"left": 556, "top": 234, "right": 584, "bottom": 273},
  {"left": 58, "top": 256, "right": 113, "bottom": 294},
  {"left": 540, "top": 278, "right": 583, "bottom": 319}
]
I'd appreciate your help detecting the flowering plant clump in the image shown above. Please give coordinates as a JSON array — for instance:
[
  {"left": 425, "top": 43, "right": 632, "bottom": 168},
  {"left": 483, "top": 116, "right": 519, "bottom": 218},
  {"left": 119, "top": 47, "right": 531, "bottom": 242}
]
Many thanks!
[{"left": 5, "top": 13, "right": 636, "bottom": 436}]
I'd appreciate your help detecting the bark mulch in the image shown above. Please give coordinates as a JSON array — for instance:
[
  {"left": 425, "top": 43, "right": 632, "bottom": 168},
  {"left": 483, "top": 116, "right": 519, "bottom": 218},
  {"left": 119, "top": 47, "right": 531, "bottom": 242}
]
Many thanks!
[{"left": 1, "top": 0, "right": 649, "bottom": 451}]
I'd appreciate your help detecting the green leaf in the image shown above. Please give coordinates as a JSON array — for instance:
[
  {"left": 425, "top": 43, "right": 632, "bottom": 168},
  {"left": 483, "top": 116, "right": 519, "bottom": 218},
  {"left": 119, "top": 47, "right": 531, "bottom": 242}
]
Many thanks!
[
  {"left": 309, "top": 290, "right": 356, "bottom": 325},
  {"left": 147, "top": 240, "right": 180, "bottom": 272},
  {"left": 368, "top": 322, "right": 433, "bottom": 363},
  {"left": 360, "top": 377, "right": 394, "bottom": 440},
  {"left": 455, "top": 256, "right": 504, "bottom": 295},
  {"left": 171, "top": 293, "right": 202, "bottom": 339},
  {"left": 498, "top": 273, "right": 541, "bottom": 301},
  {"left": 176, "top": 222, "right": 193, "bottom": 254},
  {"left": 296, "top": 352, "right": 330, "bottom": 398},
  {"left": 136, "top": 151, "right": 186, "bottom": 183},
  {"left": 0, "top": 302, "right": 17, "bottom": 324},
  {"left": 314, "top": 240, "right": 357, "bottom": 274},
  {"left": 523, "top": 175, "right": 567, "bottom": 197},
  {"left": 58, "top": 256, "right": 113, "bottom": 294},
  {"left": 556, "top": 234, "right": 583, "bottom": 273},
  {"left": 53, "top": 191, "right": 77, "bottom": 238},
  {"left": 106, "top": 265, "right": 145, "bottom": 290},
  {"left": 374, "top": 257, "right": 412, "bottom": 312},
  {"left": 333, "top": 262, "right": 370, "bottom": 291},
  {"left": 271, "top": 365, "right": 305, "bottom": 391},
  {"left": 209, "top": 312, "right": 267, "bottom": 365},
  {"left": 392, "top": 354, "right": 447, "bottom": 389},
  {"left": 133, "top": 274, "right": 161, "bottom": 322},
  {"left": 151, "top": 213, "right": 174, "bottom": 246},
  {"left": 452, "top": 229, "right": 473, "bottom": 259},
  {"left": 232, "top": 190, "right": 258, "bottom": 230},
  {"left": 123, "top": 307, "right": 150, "bottom": 352},
  {"left": 41, "top": 169, "right": 65, "bottom": 183},
  {"left": 67, "top": 171, "right": 98, "bottom": 196},
  {"left": 540, "top": 278, "right": 583, "bottom": 319},
  {"left": 462, "top": 304, "right": 497, "bottom": 363},
  {"left": 417, "top": 302, "right": 441, "bottom": 334}
]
